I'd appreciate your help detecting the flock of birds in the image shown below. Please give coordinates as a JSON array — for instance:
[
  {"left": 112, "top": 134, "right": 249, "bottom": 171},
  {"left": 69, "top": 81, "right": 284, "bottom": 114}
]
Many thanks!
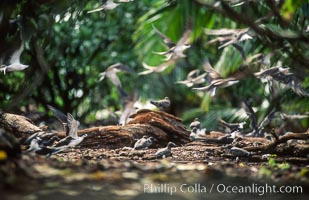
[
  {"left": 18, "top": 97, "right": 175, "bottom": 158},
  {"left": 1, "top": 1, "right": 308, "bottom": 160}
]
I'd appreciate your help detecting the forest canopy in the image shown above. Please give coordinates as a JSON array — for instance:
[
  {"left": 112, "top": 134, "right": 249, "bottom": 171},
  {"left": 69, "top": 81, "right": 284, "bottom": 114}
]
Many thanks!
[{"left": 0, "top": 0, "right": 308, "bottom": 132}]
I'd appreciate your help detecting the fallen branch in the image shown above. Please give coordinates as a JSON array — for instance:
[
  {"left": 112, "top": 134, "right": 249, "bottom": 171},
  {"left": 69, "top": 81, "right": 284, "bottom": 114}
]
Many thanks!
[{"left": 243, "top": 130, "right": 309, "bottom": 153}]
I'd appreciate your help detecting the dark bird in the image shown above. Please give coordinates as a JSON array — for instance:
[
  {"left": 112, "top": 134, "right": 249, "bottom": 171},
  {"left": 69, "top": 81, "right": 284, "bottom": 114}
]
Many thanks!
[
  {"left": 189, "top": 118, "right": 201, "bottom": 129},
  {"left": 155, "top": 142, "right": 177, "bottom": 159},
  {"left": 47, "top": 105, "right": 69, "bottom": 135},
  {"left": 242, "top": 101, "right": 277, "bottom": 137},
  {"left": 193, "top": 59, "right": 239, "bottom": 96},
  {"left": 218, "top": 119, "right": 246, "bottom": 133},
  {"left": 254, "top": 66, "right": 309, "bottom": 97},
  {"left": 99, "top": 63, "right": 133, "bottom": 97},
  {"left": 176, "top": 69, "right": 207, "bottom": 87},
  {"left": 26, "top": 138, "right": 61, "bottom": 156},
  {"left": 0, "top": 44, "right": 29, "bottom": 75},
  {"left": 204, "top": 28, "right": 253, "bottom": 59},
  {"left": 242, "top": 101, "right": 259, "bottom": 136},
  {"left": 24, "top": 132, "right": 57, "bottom": 146},
  {"left": 150, "top": 97, "right": 170, "bottom": 111},
  {"left": 258, "top": 109, "right": 277, "bottom": 132},
  {"left": 133, "top": 136, "right": 155, "bottom": 150}
]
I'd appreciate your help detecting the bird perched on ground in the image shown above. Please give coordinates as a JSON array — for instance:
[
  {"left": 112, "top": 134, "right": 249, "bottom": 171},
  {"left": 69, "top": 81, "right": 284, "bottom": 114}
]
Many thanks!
[
  {"left": 189, "top": 127, "right": 208, "bottom": 141},
  {"left": 225, "top": 145, "right": 254, "bottom": 157},
  {"left": 0, "top": 43, "right": 29, "bottom": 75},
  {"left": 190, "top": 118, "right": 201, "bottom": 129},
  {"left": 193, "top": 59, "right": 239, "bottom": 96},
  {"left": 218, "top": 119, "right": 245, "bottom": 133},
  {"left": 204, "top": 28, "right": 253, "bottom": 59},
  {"left": 228, "top": 146, "right": 252, "bottom": 157},
  {"left": 99, "top": 63, "right": 133, "bottom": 97},
  {"left": 177, "top": 69, "right": 208, "bottom": 87},
  {"left": 133, "top": 136, "right": 155, "bottom": 150},
  {"left": 155, "top": 142, "right": 177, "bottom": 159},
  {"left": 150, "top": 97, "right": 170, "bottom": 111}
]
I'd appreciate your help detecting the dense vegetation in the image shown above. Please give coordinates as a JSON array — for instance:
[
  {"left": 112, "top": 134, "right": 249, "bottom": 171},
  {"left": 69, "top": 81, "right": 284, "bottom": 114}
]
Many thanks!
[{"left": 0, "top": 0, "right": 308, "bottom": 131}]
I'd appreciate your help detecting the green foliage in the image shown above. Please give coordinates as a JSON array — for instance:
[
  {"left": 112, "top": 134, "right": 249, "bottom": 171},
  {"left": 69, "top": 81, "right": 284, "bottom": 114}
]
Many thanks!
[{"left": 0, "top": 0, "right": 308, "bottom": 129}]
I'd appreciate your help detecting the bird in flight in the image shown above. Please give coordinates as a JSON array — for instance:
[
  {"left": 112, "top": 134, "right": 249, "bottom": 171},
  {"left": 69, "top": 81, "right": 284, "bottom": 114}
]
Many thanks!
[
  {"left": 193, "top": 59, "right": 239, "bottom": 97},
  {"left": 139, "top": 19, "right": 192, "bottom": 75},
  {"left": 99, "top": 63, "right": 133, "bottom": 97},
  {"left": 254, "top": 66, "right": 309, "bottom": 97},
  {"left": 152, "top": 23, "right": 191, "bottom": 61},
  {"left": 0, "top": 43, "right": 29, "bottom": 75},
  {"left": 176, "top": 69, "right": 208, "bottom": 88},
  {"left": 87, "top": 0, "right": 134, "bottom": 13},
  {"left": 204, "top": 28, "right": 252, "bottom": 59}
]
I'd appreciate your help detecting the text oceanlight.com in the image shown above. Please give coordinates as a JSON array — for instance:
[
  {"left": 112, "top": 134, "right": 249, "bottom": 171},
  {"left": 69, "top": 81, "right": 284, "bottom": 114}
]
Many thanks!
[{"left": 143, "top": 183, "right": 303, "bottom": 196}]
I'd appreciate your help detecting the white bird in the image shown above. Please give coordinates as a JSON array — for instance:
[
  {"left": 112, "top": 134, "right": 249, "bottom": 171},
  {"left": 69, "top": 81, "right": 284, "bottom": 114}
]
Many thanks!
[
  {"left": 150, "top": 97, "right": 170, "bottom": 111},
  {"left": 189, "top": 118, "right": 201, "bottom": 129},
  {"left": 133, "top": 136, "right": 154, "bottom": 150},
  {"left": 87, "top": 0, "right": 119, "bottom": 13},
  {"left": 0, "top": 44, "right": 29, "bottom": 75}
]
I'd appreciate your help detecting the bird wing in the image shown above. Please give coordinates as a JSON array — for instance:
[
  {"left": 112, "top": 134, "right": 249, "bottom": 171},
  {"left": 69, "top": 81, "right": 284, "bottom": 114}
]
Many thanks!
[
  {"left": 231, "top": 43, "right": 246, "bottom": 60},
  {"left": 204, "top": 28, "right": 236, "bottom": 36},
  {"left": 139, "top": 60, "right": 175, "bottom": 75},
  {"left": 258, "top": 109, "right": 277, "bottom": 130},
  {"left": 67, "top": 113, "right": 79, "bottom": 139},
  {"left": 176, "top": 24, "right": 192, "bottom": 47},
  {"left": 202, "top": 59, "right": 222, "bottom": 80},
  {"left": 152, "top": 24, "right": 175, "bottom": 48},
  {"left": 10, "top": 44, "right": 24, "bottom": 64},
  {"left": 53, "top": 136, "right": 73, "bottom": 147},
  {"left": 108, "top": 63, "right": 134, "bottom": 73},
  {"left": 47, "top": 105, "right": 68, "bottom": 124},
  {"left": 242, "top": 101, "right": 258, "bottom": 130}
]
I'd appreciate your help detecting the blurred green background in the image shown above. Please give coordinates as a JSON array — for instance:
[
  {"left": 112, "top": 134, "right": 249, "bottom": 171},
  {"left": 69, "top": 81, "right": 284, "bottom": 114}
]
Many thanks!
[{"left": 0, "top": 0, "right": 308, "bottom": 131}]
